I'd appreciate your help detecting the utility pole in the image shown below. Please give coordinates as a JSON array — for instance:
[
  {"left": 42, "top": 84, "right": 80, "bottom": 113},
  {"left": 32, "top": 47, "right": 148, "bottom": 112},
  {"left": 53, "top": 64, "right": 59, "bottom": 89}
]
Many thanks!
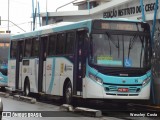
[
  {"left": 31, "top": 21, "right": 33, "bottom": 31},
  {"left": 87, "top": 0, "right": 90, "bottom": 14},
  {"left": 46, "top": 0, "right": 48, "bottom": 12},
  {"left": 46, "top": 0, "right": 48, "bottom": 25},
  {"left": 32, "top": 0, "right": 35, "bottom": 31},
  {"left": 139, "top": 0, "right": 145, "bottom": 22},
  {"left": 8, "top": 0, "right": 10, "bottom": 31}
]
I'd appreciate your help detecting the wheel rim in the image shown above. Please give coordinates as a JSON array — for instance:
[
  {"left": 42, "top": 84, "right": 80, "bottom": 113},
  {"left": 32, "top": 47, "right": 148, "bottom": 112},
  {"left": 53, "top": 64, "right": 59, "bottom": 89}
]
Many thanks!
[
  {"left": 66, "top": 86, "right": 72, "bottom": 104},
  {"left": 26, "top": 86, "right": 29, "bottom": 96},
  {"left": 25, "top": 85, "right": 30, "bottom": 96}
]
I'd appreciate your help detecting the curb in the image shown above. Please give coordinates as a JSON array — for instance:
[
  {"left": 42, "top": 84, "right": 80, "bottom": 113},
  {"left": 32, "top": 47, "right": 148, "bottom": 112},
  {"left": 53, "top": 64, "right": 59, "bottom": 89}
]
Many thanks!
[
  {"left": 13, "top": 95, "right": 36, "bottom": 104},
  {"left": 75, "top": 107, "right": 102, "bottom": 117},
  {"left": 0, "top": 92, "right": 9, "bottom": 98},
  {"left": 60, "top": 104, "right": 74, "bottom": 112}
]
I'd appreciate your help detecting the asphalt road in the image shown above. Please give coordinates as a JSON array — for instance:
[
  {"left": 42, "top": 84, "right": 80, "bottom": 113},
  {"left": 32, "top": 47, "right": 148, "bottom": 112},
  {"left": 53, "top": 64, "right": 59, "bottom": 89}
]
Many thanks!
[
  {"left": 0, "top": 92, "right": 160, "bottom": 120},
  {"left": 1, "top": 97, "right": 125, "bottom": 120}
]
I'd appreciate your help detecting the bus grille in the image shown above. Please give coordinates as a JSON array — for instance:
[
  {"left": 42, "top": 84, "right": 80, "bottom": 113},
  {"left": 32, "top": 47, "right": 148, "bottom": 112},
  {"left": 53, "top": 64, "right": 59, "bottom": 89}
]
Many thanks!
[
  {"left": 106, "top": 93, "right": 139, "bottom": 96},
  {"left": 105, "top": 86, "right": 141, "bottom": 93}
]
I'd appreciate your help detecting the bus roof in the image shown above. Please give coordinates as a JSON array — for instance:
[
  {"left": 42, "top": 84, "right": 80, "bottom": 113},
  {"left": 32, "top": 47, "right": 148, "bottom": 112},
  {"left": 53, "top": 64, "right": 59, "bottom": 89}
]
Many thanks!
[
  {"left": 11, "top": 19, "right": 93, "bottom": 40},
  {"left": 11, "top": 18, "right": 143, "bottom": 40}
]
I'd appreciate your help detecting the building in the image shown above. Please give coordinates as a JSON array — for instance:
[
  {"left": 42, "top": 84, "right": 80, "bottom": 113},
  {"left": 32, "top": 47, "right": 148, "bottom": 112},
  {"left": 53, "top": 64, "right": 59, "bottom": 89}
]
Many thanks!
[{"left": 40, "top": 0, "right": 160, "bottom": 31}]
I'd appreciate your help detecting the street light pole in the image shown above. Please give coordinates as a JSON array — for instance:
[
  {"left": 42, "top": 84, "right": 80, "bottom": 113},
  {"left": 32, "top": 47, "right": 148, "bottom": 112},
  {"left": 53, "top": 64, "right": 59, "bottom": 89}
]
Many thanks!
[
  {"left": 46, "top": 0, "right": 48, "bottom": 25},
  {"left": 46, "top": 0, "right": 47, "bottom": 12},
  {"left": 8, "top": 0, "right": 10, "bottom": 31}
]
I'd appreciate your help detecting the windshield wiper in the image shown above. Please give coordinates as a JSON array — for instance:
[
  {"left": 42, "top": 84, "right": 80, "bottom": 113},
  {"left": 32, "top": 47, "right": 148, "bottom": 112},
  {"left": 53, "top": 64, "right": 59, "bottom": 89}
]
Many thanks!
[
  {"left": 139, "top": 36, "right": 145, "bottom": 68},
  {"left": 105, "top": 32, "right": 119, "bottom": 56},
  {"left": 128, "top": 35, "right": 138, "bottom": 58},
  {"left": 128, "top": 35, "right": 145, "bottom": 68},
  {"left": 117, "top": 35, "right": 120, "bottom": 58}
]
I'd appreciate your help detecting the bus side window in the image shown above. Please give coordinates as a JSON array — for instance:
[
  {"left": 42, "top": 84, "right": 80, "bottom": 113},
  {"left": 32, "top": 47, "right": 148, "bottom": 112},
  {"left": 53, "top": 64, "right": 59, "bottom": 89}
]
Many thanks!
[
  {"left": 18, "top": 41, "right": 24, "bottom": 60},
  {"left": 66, "top": 32, "right": 75, "bottom": 54},
  {"left": 24, "top": 39, "right": 32, "bottom": 58},
  {"left": 10, "top": 41, "right": 17, "bottom": 59},
  {"left": 56, "top": 33, "right": 66, "bottom": 55},
  {"left": 32, "top": 38, "right": 39, "bottom": 57},
  {"left": 48, "top": 35, "right": 56, "bottom": 56}
]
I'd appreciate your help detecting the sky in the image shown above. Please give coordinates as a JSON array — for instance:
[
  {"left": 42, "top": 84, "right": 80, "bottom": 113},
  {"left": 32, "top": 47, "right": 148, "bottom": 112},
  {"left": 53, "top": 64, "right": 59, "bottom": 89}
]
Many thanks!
[{"left": 0, "top": 0, "right": 78, "bottom": 34}]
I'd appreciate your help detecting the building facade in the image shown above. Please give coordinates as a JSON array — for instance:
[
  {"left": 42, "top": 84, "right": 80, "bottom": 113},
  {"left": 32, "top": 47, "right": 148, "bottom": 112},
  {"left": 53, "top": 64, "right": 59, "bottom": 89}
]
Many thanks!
[{"left": 40, "top": 0, "right": 160, "bottom": 30}]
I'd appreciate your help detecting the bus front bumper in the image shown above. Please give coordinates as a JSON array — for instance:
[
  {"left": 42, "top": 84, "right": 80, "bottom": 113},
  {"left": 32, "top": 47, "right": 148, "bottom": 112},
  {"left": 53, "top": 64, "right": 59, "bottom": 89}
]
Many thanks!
[{"left": 83, "top": 78, "right": 150, "bottom": 100}]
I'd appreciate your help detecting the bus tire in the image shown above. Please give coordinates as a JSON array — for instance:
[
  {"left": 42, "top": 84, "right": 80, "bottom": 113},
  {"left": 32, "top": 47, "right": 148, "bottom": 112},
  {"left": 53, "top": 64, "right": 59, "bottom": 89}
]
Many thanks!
[
  {"left": 24, "top": 80, "right": 30, "bottom": 96},
  {"left": 0, "top": 87, "right": 5, "bottom": 92},
  {"left": 64, "top": 81, "right": 72, "bottom": 105}
]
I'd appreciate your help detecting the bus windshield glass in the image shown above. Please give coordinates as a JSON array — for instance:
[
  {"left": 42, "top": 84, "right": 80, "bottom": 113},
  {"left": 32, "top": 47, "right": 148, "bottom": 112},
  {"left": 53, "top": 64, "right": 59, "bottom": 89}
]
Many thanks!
[
  {"left": 91, "top": 33, "right": 151, "bottom": 68},
  {"left": 0, "top": 43, "right": 9, "bottom": 69}
]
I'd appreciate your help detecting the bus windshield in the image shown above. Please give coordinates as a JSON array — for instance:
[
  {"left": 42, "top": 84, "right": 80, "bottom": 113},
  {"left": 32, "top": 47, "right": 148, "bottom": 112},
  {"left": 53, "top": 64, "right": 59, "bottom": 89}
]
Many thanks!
[
  {"left": 0, "top": 43, "right": 9, "bottom": 69},
  {"left": 91, "top": 33, "right": 151, "bottom": 69}
]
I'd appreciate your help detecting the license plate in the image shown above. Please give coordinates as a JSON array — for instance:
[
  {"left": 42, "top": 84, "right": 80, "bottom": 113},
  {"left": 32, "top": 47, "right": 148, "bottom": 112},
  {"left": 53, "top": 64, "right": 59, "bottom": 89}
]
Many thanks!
[{"left": 118, "top": 88, "right": 129, "bottom": 92}]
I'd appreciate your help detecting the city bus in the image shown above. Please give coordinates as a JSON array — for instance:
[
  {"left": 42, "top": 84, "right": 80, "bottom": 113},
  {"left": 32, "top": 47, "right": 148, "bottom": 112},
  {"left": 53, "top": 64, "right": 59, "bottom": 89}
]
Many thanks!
[
  {"left": 0, "top": 34, "right": 10, "bottom": 90},
  {"left": 8, "top": 19, "right": 152, "bottom": 104}
]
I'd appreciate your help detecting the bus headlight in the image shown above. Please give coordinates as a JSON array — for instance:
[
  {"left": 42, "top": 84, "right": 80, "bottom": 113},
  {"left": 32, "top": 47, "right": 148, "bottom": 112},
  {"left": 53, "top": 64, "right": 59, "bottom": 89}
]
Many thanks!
[
  {"left": 89, "top": 73, "right": 103, "bottom": 85},
  {"left": 142, "top": 77, "right": 151, "bottom": 87},
  {"left": 0, "top": 77, "right": 4, "bottom": 81}
]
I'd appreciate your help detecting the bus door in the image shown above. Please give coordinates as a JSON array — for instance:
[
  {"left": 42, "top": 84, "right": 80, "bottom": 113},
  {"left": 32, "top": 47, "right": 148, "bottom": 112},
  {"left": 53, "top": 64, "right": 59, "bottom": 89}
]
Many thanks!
[
  {"left": 38, "top": 36, "right": 48, "bottom": 93},
  {"left": 73, "top": 30, "right": 87, "bottom": 96},
  {"left": 15, "top": 40, "right": 24, "bottom": 90}
]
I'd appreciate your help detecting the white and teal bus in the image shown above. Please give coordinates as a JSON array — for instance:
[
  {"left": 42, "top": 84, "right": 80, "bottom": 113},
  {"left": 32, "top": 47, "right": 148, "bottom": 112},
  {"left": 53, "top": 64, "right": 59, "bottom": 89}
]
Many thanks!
[
  {"left": 0, "top": 34, "right": 10, "bottom": 90},
  {"left": 8, "top": 19, "right": 152, "bottom": 104}
]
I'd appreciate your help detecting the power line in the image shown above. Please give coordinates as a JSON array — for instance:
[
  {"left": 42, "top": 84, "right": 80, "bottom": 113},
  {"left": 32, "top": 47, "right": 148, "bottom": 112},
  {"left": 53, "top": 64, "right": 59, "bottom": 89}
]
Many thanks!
[
  {"left": 0, "top": 21, "right": 40, "bottom": 29},
  {"left": 0, "top": 22, "right": 30, "bottom": 28},
  {"left": 1, "top": 20, "right": 26, "bottom": 32}
]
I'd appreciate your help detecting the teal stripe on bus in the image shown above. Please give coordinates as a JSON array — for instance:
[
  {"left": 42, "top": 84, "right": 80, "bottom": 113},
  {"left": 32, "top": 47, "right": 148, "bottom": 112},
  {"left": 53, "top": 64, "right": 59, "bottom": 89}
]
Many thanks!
[{"left": 47, "top": 58, "right": 55, "bottom": 94}]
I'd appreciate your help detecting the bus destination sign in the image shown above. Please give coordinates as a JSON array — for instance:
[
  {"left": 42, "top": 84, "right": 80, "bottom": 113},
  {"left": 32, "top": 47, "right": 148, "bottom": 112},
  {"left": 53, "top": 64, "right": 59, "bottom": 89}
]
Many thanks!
[{"left": 93, "top": 21, "right": 144, "bottom": 31}]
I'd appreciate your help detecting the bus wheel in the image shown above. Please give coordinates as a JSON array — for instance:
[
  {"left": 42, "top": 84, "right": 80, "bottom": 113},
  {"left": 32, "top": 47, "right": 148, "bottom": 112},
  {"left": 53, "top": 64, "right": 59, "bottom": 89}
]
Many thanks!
[
  {"left": 24, "top": 81, "right": 30, "bottom": 96},
  {"left": 64, "top": 81, "right": 72, "bottom": 105},
  {"left": 0, "top": 87, "right": 6, "bottom": 92}
]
